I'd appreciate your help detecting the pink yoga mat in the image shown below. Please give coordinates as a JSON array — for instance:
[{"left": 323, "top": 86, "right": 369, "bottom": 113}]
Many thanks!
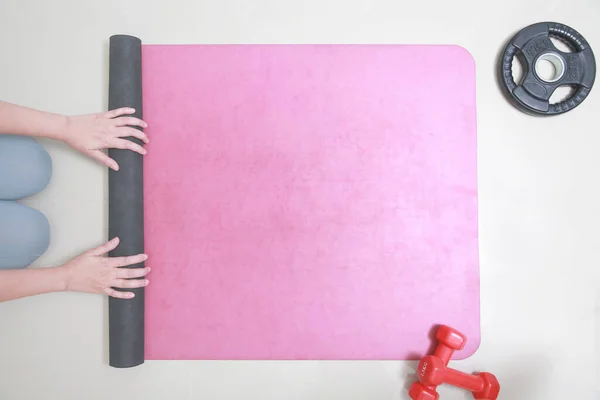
[{"left": 142, "top": 45, "right": 479, "bottom": 360}]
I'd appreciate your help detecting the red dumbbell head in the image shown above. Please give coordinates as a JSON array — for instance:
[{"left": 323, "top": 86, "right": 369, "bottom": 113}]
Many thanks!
[
  {"left": 408, "top": 382, "right": 439, "bottom": 400},
  {"left": 472, "top": 373, "right": 500, "bottom": 400},
  {"left": 436, "top": 325, "right": 467, "bottom": 351},
  {"left": 417, "top": 355, "right": 446, "bottom": 386}
]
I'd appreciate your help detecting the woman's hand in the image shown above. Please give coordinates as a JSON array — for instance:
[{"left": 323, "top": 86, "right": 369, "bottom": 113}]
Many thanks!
[
  {"left": 0, "top": 102, "right": 148, "bottom": 169},
  {"left": 62, "top": 107, "right": 149, "bottom": 171},
  {"left": 60, "top": 237, "right": 150, "bottom": 299}
]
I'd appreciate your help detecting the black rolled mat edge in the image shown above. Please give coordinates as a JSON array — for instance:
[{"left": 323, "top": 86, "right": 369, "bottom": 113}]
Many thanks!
[{"left": 107, "top": 34, "right": 145, "bottom": 368}]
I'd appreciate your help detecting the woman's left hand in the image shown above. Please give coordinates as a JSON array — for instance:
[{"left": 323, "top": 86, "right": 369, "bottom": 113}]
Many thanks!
[{"left": 62, "top": 107, "right": 149, "bottom": 171}]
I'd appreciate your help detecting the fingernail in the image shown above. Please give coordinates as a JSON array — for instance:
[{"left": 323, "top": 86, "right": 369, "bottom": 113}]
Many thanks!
[
  {"left": 128, "top": 293, "right": 135, "bottom": 298},
  {"left": 145, "top": 280, "right": 150, "bottom": 285},
  {"left": 147, "top": 267, "right": 151, "bottom": 272},
  {"left": 113, "top": 164, "right": 120, "bottom": 171},
  {"left": 142, "top": 254, "right": 148, "bottom": 260}
]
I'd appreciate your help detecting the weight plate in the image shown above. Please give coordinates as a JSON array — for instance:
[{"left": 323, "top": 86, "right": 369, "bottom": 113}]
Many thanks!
[{"left": 499, "top": 21, "right": 596, "bottom": 116}]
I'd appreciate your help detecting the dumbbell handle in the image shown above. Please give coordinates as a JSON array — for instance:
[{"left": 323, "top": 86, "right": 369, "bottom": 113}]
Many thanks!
[
  {"left": 434, "top": 344, "right": 454, "bottom": 365},
  {"left": 419, "top": 356, "right": 492, "bottom": 394},
  {"left": 440, "top": 367, "right": 484, "bottom": 393}
]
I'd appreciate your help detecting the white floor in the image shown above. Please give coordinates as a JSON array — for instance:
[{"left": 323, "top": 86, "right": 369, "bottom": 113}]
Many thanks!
[{"left": 0, "top": 0, "right": 599, "bottom": 399}]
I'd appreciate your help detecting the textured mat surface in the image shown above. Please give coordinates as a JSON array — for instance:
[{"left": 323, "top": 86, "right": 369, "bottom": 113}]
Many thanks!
[{"left": 142, "top": 44, "right": 480, "bottom": 360}]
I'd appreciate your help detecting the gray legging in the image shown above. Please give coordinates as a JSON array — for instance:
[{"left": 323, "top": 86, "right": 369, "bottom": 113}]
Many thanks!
[{"left": 0, "top": 135, "right": 52, "bottom": 269}]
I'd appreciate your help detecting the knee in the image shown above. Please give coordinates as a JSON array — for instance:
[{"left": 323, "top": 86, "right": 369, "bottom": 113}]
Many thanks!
[
  {"left": 0, "top": 136, "right": 52, "bottom": 200},
  {"left": 0, "top": 202, "right": 50, "bottom": 269},
  {"left": 20, "top": 138, "right": 53, "bottom": 198}
]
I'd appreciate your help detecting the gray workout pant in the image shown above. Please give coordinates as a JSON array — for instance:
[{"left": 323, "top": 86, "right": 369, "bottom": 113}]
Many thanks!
[{"left": 0, "top": 135, "right": 52, "bottom": 269}]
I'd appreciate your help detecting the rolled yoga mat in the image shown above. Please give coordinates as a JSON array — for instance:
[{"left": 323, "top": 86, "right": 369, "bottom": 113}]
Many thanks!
[{"left": 107, "top": 34, "right": 145, "bottom": 368}]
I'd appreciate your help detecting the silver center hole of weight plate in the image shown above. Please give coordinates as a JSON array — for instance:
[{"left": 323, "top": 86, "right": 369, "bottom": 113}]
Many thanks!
[{"left": 535, "top": 52, "right": 565, "bottom": 83}]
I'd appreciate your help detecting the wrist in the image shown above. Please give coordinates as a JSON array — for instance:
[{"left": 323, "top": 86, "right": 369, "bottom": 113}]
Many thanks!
[
  {"left": 53, "top": 265, "right": 70, "bottom": 292},
  {"left": 46, "top": 114, "right": 70, "bottom": 141}
]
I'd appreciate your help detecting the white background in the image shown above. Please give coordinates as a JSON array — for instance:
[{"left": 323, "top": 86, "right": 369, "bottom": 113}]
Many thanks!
[{"left": 0, "top": 0, "right": 598, "bottom": 398}]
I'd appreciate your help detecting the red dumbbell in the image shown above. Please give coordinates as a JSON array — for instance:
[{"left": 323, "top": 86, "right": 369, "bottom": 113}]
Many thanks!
[
  {"left": 408, "top": 325, "right": 500, "bottom": 400},
  {"left": 418, "top": 355, "right": 499, "bottom": 400},
  {"left": 408, "top": 326, "right": 466, "bottom": 400}
]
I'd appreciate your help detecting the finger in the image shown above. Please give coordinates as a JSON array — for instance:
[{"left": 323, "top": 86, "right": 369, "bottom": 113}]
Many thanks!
[
  {"left": 112, "top": 138, "right": 147, "bottom": 155},
  {"left": 112, "top": 278, "right": 150, "bottom": 289},
  {"left": 91, "top": 237, "right": 120, "bottom": 256},
  {"left": 88, "top": 150, "right": 119, "bottom": 171},
  {"left": 116, "top": 266, "right": 151, "bottom": 279},
  {"left": 111, "top": 254, "right": 148, "bottom": 268},
  {"left": 115, "top": 127, "right": 150, "bottom": 143},
  {"left": 104, "top": 107, "right": 136, "bottom": 119},
  {"left": 104, "top": 287, "right": 135, "bottom": 299},
  {"left": 114, "top": 116, "right": 148, "bottom": 129}
]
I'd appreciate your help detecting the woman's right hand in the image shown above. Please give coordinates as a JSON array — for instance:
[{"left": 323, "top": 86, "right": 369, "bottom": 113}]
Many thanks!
[{"left": 60, "top": 237, "right": 150, "bottom": 299}]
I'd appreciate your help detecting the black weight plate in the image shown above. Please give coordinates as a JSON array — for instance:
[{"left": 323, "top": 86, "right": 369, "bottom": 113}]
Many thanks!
[{"left": 499, "top": 21, "right": 596, "bottom": 116}]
